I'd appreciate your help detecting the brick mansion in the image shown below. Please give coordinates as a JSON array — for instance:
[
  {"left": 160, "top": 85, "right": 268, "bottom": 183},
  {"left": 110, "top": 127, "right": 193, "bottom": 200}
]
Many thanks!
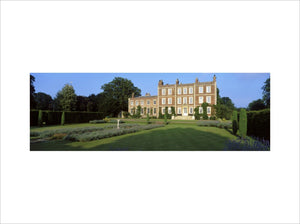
[{"left": 128, "top": 75, "right": 217, "bottom": 120}]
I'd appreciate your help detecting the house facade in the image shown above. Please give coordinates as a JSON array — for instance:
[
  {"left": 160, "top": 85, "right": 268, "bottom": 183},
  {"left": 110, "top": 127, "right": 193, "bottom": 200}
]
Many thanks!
[{"left": 128, "top": 75, "right": 217, "bottom": 119}]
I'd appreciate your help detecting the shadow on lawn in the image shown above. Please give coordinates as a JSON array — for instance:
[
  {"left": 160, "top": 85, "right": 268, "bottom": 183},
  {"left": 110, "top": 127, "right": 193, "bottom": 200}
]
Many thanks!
[{"left": 30, "top": 126, "right": 236, "bottom": 151}]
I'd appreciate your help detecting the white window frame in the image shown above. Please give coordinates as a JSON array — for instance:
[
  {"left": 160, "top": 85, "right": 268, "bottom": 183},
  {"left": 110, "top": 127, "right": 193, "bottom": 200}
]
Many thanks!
[
  {"left": 178, "top": 88, "right": 182, "bottom": 94},
  {"left": 162, "top": 89, "right": 166, "bottom": 95},
  {"left": 168, "top": 107, "right": 172, "bottom": 114},
  {"left": 189, "top": 97, "right": 193, "bottom": 104},
  {"left": 147, "top": 108, "right": 150, "bottom": 114},
  {"left": 135, "top": 101, "right": 139, "bottom": 105},
  {"left": 189, "top": 87, "right": 193, "bottom": 94},
  {"left": 168, "top": 89, "right": 172, "bottom": 95},
  {"left": 162, "top": 98, "right": 166, "bottom": 104},
  {"left": 178, "top": 107, "right": 182, "bottom": 114},
  {"left": 206, "top": 86, "right": 211, "bottom": 93},
  {"left": 207, "top": 107, "right": 211, "bottom": 114},
  {"left": 183, "top": 97, "right": 187, "bottom": 104},
  {"left": 168, "top": 98, "right": 172, "bottom": 104},
  {"left": 147, "top": 100, "right": 150, "bottom": 105},
  {"left": 199, "top": 106, "right": 203, "bottom": 114},
  {"left": 189, "top": 107, "right": 193, "bottom": 114},
  {"left": 177, "top": 97, "right": 181, "bottom": 104},
  {"left": 183, "top": 88, "right": 187, "bottom": 94},
  {"left": 153, "top": 100, "right": 156, "bottom": 105},
  {"left": 141, "top": 100, "right": 144, "bottom": 106},
  {"left": 199, "top": 86, "right": 203, "bottom": 93},
  {"left": 206, "top": 96, "right": 211, "bottom": 103},
  {"left": 162, "top": 108, "right": 165, "bottom": 114},
  {"left": 131, "top": 101, "right": 133, "bottom": 106},
  {"left": 154, "top": 108, "right": 157, "bottom": 114},
  {"left": 199, "top": 96, "right": 203, "bottom": 104}
]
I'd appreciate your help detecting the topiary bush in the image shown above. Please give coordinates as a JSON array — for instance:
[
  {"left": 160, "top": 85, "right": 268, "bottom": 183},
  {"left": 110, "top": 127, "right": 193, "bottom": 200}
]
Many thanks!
[
  {"left": 239, "top": 108, "right": 247, "bottom": 139},
  {"left": 232, "top": 110, "right": 238, "bottom": 135},
  {"left": 38, "top": 110, "right": 43, "bottom": 126},
  {"left": 146, "top": 113, "right": 150, "bottom": 124},
  {"left": 61, "top": 111, "right": 65, "bottom": 125}
]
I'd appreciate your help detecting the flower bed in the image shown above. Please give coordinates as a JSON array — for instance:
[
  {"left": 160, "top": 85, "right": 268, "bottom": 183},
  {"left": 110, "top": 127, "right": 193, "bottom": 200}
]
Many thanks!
[
  {"left": 64, "top": 124, "right": 164, "bottom": 142},
  {"left": 30, "top": 124, "right": 139, "bottom": 138}
]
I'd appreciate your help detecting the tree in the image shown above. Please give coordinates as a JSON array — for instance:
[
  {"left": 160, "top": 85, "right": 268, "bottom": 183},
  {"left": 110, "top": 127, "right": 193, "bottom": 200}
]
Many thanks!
[
  {"left": 100, "top": 77, "right": 141, "bottom": 116},
  {"left": 76, "top": 96, "right": 89, "bottom": 111},
  {"left": 262, "top": 78, "right": 270, "bottom": 108},
  {"left": 247, "top": 99, "right": 266, "bottom": 111},
  {"left": 87, "top": 94, "right": 98, "bottom": 112},
  {"left": 30, "top": 75, "right": 36, "bottom": 109},
  {"left": 35, "top": 92, "right": 53, "bottom": 110},
  {"left": 239, "top": 109, "right": 247, "bottom": 139},
  {"left": 55, "top": 84, "right": 77, "bottom": 111},
  {"left": 221, "top": 97, "right": 235, "bottom": 109}
]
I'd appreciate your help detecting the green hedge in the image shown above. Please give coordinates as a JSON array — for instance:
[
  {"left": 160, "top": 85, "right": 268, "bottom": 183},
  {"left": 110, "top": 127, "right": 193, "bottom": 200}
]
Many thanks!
[
  {"left": 30, "top": 110, "right": 105, "bottom": 126},
  {"left": 246, "top": 109, "right": 270, "bottom": 141}
]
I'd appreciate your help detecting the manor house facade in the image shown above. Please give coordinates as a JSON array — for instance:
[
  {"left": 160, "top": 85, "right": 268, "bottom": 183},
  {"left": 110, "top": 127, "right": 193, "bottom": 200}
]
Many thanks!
[{"left": 128, "top": 75, "right": 217, "bottom": 119}]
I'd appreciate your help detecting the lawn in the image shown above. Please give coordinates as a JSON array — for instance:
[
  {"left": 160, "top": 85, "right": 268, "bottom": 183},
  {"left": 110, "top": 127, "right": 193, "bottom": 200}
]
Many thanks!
[{"left": 30, "top": 122, "right": 237, "bottom": 151}]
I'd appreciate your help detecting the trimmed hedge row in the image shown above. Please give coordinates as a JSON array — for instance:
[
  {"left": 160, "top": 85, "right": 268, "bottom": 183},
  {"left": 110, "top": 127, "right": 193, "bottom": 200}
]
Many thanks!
[
  {"left": 246, "top": 109, "right": 270, "bottom": 141},
  {"left": 30, "top": 110, "right": 105, "bottom": 126}
]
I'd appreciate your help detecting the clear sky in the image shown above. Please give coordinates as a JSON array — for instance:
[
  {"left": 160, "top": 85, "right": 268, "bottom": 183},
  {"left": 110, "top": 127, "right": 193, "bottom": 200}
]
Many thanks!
[{"left": 31, "top": 73, "right": 270, "bottom": 108}]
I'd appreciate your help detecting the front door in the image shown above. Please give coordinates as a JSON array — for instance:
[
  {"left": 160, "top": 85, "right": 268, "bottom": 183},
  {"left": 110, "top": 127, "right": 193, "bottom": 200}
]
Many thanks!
[{"left": 183, "top": 107, "right": 188, "bottom": 116}]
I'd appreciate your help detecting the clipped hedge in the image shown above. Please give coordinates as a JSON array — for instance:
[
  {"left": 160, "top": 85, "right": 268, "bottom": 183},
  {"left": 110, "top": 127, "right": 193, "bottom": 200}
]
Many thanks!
[
  {"left": 247, "top": 109, "right": 270, "bottom": 141},
  {"left": 30, "top": 110, "right": 105, "bottom": 126}
]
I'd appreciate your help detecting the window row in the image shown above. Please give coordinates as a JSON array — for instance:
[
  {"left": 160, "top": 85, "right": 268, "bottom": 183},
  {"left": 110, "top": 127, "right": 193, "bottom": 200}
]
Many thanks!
[
  {"left": 161, "top": 106, "right": 211, "bottom": 114},
  {"left": 130, "top": 107, "right": 157, "bottom": 115},
  {"left": 161, "top": 86, "right": 211, "bottom": 95},
  {"left": 161, "top": 96, "right": 211, "bottom": 104},
  {"left": 131, "top": 99, "right": 157, "bottom": 106}
]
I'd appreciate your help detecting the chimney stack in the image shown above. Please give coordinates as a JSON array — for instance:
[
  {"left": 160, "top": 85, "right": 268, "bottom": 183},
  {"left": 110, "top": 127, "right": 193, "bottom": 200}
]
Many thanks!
[
  {"left": 195, "top": 78, "right": 199, "bottom": 83},
  {"left": 176, "top": 79, "right": 179, "bottom": 85}
]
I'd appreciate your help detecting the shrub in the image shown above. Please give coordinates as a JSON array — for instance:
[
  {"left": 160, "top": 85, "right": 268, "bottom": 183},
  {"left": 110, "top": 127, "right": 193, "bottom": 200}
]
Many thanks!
[
  {"left": 164, "top": 113, "right": 168, "bottom": 125},
  {"left": 51, "top": 133, "right": 67, "bottom": 139},
  {"left": 123, "top": 111, "right": 129, "bottom": 118},
  {"left": 223, "top": 137, "right": 270, "bottom": 151},
  {"left": 103, "top": 117, "right": 110, "bottom": 123},
  {"left": 61, "top": 111, "right": 65, "bottom": 125},
  {"left": 194, "top": 107, "right": 200, "bottom": 120},
  {"left": 89, "top": 120, "right": 106, "bottom": 124},
  {"left": 239, "top": 108, "right": 247, "bottom": 139},
  {"left": 197, "top": 120, "right": 220, "bottom": 127},
  {"left": 232, "top": 111, "right": 238, "bottom": 135},
  {"left": 38, "top": 110, "right": 43, "bottom": 126}
]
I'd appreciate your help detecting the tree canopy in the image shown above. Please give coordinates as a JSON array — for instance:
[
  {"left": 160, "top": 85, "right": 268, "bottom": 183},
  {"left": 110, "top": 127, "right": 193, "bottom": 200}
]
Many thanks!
[
  {"left": 99, "top": 77, "right": 141, "bottom": 116},
  {"left": 262, "top": 78, "right": 270, "bottom": 108},
  {"left": 55, "top": 84, "right": 77, "bottom": 111},
  {"left": 247, "top": 99, "right": 266, "bottom": 111},
  {"left": 35, "top": 92, "right": 53, "bottom": 110},
  {"left": 30, "top": 75, "right": 36, "bottom": 109}
]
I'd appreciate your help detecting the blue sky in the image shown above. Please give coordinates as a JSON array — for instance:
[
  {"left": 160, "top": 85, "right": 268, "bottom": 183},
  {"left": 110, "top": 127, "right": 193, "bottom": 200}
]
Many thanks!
[{"left": 31, "top": 73, "right": 270, "bottom": 108}]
